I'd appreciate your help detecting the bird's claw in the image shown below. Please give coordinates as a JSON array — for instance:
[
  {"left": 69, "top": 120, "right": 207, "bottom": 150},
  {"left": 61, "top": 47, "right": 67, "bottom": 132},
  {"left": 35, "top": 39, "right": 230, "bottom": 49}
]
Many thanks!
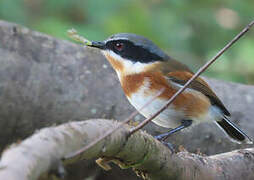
[{"left": 154, "top": 136, "right": 176, "bottom": 153}]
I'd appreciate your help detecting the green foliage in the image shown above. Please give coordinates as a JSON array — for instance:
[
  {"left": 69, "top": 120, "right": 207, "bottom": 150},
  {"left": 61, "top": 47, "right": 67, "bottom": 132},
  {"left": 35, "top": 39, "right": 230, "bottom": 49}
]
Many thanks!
[{"left": 0, "top": 0, "right": 253, "bottom": 83}]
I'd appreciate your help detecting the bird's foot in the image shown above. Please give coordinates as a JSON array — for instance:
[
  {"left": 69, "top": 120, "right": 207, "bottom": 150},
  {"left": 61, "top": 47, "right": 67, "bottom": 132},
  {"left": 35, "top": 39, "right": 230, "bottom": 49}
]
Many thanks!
[
  {"left": 161, "top": 141, "right": 176, "bottom": 153},
  {"left": 154, "top": 136, "right": 175, "bottom": 153},
  {"left": 154, "top": 134, "right": 167, "bottom": 141}
]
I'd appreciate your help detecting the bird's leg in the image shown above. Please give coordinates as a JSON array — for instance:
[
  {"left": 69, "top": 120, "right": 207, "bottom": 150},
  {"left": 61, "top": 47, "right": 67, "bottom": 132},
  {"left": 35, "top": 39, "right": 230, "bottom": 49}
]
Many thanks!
[
  {"left": 155, "top": 120, "right": 192, "bottom": 140},
  {"left": 154, "top": 120, "right": 192, "bottom": 151}
]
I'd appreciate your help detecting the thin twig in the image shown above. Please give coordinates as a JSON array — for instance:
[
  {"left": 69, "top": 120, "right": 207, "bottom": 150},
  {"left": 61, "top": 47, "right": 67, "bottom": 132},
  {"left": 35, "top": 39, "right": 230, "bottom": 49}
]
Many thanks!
[
  {"left": 67, "top": 28, "right": 92, "bottom": 45},
  {"left": 130, "top": 20, "right": 254, "bottom": 134},
  {"left": 64, "top": 88, "right": 165, "bottom": 159}
]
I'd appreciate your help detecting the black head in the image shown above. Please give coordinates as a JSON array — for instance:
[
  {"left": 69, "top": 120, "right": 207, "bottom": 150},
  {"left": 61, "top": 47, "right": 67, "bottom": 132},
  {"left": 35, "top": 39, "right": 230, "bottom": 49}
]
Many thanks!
[{"left": 89, "top": 33, "right": 168, "bottom": 63}]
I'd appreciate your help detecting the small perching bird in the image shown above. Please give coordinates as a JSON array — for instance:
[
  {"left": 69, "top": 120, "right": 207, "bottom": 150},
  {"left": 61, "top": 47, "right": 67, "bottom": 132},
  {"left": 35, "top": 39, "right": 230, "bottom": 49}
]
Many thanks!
[{"left": 84, "top": 33, "right": 252, "bottom": 145}]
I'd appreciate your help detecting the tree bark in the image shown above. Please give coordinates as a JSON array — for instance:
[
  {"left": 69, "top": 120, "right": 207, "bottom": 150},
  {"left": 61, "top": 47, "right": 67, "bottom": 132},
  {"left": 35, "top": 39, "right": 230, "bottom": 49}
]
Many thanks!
[{"left": 0, "top": 119, "right": 253, "bottom": 180}]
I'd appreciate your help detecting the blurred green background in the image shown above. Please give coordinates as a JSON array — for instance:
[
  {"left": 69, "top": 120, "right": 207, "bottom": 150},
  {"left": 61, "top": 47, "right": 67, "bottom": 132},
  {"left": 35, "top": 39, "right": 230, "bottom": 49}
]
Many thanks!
[{"left": 0, "top": 0, "right": 253, "bottom": 84}]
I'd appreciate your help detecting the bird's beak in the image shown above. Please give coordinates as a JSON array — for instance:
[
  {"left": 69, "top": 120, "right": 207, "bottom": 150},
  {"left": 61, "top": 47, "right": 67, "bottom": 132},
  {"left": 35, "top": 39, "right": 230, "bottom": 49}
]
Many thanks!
[{"left": 87, "top": 41, "right": 106, "bottom": 50}]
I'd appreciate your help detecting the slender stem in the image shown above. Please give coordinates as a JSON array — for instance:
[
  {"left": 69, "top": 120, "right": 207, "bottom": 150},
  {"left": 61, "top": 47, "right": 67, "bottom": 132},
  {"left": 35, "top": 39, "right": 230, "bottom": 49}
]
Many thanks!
[{"left": 130, "top": 20, "right": 254, "bottom": 134}]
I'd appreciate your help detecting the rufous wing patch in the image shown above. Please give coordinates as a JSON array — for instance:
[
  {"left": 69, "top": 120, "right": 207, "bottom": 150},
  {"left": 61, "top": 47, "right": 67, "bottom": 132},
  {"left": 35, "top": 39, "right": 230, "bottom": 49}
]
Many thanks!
[
  {"left": 166, "top": 71, "right": 230, "bottom": 116},
  {"left": 147, "top": 72, "right": 210, "bottom": 118}
]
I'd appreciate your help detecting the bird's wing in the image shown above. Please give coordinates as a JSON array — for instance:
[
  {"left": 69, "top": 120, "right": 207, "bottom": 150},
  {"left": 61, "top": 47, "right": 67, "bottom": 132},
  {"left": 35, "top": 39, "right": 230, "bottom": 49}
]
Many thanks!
[
  {"left": 164, "top": 69, "right": 230, "bottom": 116},
  {"left": 160, "top": 59, "right": 193, "bottom": 73}
]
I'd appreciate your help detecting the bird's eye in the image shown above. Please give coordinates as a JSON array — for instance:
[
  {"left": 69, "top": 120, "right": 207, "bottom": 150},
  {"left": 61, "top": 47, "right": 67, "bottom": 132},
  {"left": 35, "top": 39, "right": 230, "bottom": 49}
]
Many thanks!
[{"left": 114, "top": 42, "right": 124, "bottom": 51}]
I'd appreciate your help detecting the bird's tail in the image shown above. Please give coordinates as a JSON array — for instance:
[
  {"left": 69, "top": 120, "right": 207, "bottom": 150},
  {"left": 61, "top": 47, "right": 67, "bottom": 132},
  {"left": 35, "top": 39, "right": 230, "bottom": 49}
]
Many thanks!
[{"left": 216, "top": 117, "right": 253, "bottom": 144}]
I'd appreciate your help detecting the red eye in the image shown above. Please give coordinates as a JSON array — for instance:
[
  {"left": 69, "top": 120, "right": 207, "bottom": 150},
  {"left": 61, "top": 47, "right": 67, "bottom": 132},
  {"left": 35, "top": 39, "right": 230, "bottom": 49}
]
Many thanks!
[{"left": 115, "top": 42, "right": 124, "bottom": 51}]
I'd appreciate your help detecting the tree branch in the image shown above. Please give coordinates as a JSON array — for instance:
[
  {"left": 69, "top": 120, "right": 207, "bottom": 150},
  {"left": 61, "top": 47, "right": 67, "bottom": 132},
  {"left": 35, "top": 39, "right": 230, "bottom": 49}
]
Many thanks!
[{"left": 0, "top": 119, "right": 254, "bottom": 180}]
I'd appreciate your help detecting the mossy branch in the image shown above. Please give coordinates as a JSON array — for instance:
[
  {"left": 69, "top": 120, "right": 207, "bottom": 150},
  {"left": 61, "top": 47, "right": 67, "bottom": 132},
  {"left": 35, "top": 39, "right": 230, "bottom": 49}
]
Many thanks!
[{"left": 0, "top": 119, "right": 254, "bottom": 180}]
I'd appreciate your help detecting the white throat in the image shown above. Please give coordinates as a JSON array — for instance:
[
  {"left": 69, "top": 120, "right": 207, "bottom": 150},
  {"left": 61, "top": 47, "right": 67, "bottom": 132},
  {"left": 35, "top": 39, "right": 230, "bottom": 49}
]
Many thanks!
[{"left": 102, "top": 50, "right": 157, "bottom": 77}]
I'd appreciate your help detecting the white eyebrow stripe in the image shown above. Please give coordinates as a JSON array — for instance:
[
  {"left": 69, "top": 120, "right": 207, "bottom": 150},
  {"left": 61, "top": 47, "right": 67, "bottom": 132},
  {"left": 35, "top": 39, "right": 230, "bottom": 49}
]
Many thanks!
[{"left": 105, "top": 37, "right": 129, "bottom": 42}]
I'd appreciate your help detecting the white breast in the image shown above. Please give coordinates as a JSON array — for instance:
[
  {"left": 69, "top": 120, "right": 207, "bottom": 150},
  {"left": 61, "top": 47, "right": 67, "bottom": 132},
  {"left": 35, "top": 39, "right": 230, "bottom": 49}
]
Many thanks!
[{"left": 126, "top": 78, "right": 185, "bottom": 128}]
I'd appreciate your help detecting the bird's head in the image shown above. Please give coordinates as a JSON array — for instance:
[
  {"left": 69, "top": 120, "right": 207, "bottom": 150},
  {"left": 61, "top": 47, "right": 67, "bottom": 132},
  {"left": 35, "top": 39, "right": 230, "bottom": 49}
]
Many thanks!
[{"left": 87, "top": 33, "right": 169, "bottom": 76}]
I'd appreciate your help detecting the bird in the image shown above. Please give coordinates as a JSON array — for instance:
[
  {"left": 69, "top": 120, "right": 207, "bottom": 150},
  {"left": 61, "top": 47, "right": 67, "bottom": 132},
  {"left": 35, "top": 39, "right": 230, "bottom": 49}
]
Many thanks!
[{"left": 86, "top": 33, "right": 252, "bottom": 145}]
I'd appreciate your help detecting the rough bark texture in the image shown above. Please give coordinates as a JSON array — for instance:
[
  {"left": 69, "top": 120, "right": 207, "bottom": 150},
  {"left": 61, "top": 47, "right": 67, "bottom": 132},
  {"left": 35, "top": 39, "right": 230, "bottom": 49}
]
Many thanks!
[
  {"left": 0, "top": 20, "right": 254, "bottom": 179},
  {"left": 1, "top": 119, "right": 254, "bottom": 180}
]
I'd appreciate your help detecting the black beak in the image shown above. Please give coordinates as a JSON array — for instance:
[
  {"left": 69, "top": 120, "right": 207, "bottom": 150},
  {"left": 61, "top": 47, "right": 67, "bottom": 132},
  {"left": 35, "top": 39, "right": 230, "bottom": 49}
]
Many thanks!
[{"left": 88, "top": 41, "right": 106, "bottom": 49}]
